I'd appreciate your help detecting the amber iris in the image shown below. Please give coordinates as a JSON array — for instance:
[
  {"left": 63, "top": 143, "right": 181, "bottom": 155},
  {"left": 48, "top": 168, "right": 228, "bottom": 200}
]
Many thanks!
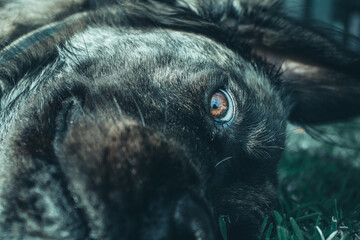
[{"left": 210, "top": 91, "right": 229, "bottom": 119}]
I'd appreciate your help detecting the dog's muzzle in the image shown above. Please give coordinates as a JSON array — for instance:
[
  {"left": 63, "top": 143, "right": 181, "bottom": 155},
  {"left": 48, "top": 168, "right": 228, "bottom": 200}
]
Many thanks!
[{"left": 54, "top": 106, "right": 217, "bottom": 239}]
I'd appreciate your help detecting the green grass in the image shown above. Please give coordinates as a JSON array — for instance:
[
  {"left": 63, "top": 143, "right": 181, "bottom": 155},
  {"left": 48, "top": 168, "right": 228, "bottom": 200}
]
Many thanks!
[
  {"left": 220, "top": 118, "right": 360, "bottom": 240},
  {"left": 260, "top": 119, "right": 360, "bottom": 240}
]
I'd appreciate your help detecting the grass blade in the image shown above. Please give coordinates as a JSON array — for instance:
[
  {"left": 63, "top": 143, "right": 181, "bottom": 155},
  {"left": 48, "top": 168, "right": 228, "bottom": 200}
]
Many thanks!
[
  {"left": 340, "top": 234, "right": 349, "bottom": 240},
  {"left": 274, "top": 210, "right": 283, "bottom": 225},
  {"left": 259, "top": 216, "right": 269, "bottom": 239},
  {"left": 218, "top": 216, "right": 228, "bottom": 240},
  {"left": 326, "top": 231, "right": 338, "bottom": 240},
  {"left": 296, "top": 213, "right": 321, "bottom": 222},
  {"left": 265, "top": 223, "right": 273, "bottom": 240},
  {"left": 331, "top": 216, "right": 338, "bottom": 233},
  {"left": 316, "top": 226, "right": 326, "bottom": 240},
  {"left": 277, "top": 226, "right": 287, "bottom": 240},
  {"left": 290, "top": 217, "right": 305, "bottom": 240}
]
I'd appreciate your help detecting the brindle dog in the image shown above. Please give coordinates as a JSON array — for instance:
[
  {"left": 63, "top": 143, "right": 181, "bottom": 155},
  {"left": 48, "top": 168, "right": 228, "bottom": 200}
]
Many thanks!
[{"left": 0, "top": 0, "right": 359, "bottom": 239}]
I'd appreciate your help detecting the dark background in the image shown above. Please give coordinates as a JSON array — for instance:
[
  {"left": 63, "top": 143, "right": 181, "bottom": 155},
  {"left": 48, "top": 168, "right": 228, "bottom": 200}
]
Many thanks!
[
  {"left": 271, "top": 2, "right": 360, "bottom": 239},
  {"left": 285, "top": 0, "right": 360, "bottom": 49}
]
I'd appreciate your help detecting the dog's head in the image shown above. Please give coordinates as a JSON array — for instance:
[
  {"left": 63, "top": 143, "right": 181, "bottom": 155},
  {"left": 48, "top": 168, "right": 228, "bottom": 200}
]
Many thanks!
[{"left": 0, "top": 0, "right": 359, "bottom": 239}]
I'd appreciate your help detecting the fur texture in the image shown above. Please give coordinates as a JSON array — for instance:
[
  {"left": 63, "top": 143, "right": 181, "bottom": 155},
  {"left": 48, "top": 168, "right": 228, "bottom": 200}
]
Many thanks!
[{"left": 0, "top": 0, "right": 359, "bottom": 239}]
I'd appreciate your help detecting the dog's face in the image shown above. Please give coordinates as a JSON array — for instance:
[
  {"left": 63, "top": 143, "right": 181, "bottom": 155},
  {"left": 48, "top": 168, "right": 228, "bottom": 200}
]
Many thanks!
[{"left": 0, "top": 1, "right": 359, "bottom": 239}]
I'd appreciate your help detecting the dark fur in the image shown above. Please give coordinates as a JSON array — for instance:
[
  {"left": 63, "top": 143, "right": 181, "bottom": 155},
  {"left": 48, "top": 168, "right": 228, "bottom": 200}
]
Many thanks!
[{"left": 0, "top": 0, "right": 359, "bottom": 239}]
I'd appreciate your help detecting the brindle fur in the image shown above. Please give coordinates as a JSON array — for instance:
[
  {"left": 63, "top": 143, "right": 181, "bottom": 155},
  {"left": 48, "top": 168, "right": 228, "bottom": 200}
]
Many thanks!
[{"left": 0, "top": 0, "right": 359, "bottom": 239}]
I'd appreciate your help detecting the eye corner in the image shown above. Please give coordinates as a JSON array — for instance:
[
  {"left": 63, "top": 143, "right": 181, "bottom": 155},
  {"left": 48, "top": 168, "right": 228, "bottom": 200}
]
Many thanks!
[{"left": 55, "top": 97, "right": 84, "bottom": 139}]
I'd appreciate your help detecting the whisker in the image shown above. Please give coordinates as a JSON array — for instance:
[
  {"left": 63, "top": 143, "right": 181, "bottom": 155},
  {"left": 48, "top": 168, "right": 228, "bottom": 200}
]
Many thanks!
[
  {"left": 133, "top": 98, "right": 146, "bottom": 127},
  {"left": 163, "top": 99, "right": 168, "bottom": 134},
  {"left": 65, "top": 41, "right": 82, "bottom": 70},
  {"left": 81, "top": 33, "right": 90, "bottom": 59},
  {"left": 215, "top": 156, "right": 233, "bottom": 168},
  {"left": 113, "top": 96, "right": 124, "bottom": 118},
  {"left": 261, "top": 145, "right": 285, "bottom": 150}
]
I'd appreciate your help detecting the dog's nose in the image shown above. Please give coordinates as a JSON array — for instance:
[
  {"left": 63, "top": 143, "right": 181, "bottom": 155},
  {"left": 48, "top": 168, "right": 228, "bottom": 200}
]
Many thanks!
[{"left": 173, "top": 196, "right": 216, "bottom": 240}]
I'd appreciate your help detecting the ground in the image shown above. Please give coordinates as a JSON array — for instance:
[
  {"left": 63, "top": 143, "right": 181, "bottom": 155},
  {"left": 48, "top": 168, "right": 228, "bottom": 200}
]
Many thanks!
[{"left": 220, "top": 118, "right": 360, "bottom": 240}]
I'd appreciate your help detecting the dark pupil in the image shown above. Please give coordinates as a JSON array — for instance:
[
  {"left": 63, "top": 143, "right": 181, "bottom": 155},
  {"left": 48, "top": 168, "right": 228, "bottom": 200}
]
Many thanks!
[
  {"left": 210, "top": 92, "right": 228, "bottom": 119},
  {"left": 212, "top": 101, "right": 221, "bottom": 109}
]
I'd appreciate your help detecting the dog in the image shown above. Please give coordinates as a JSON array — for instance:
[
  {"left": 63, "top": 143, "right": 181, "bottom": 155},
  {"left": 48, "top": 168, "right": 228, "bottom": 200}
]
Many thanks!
[{"left": 0, "top": 0, "right": 359, "bottom": 239}]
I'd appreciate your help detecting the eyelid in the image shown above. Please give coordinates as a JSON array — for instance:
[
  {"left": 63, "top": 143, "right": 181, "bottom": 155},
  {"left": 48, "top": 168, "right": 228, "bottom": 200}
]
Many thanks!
[{"left": 55, "top": 97, "right": 83, "bottom": 142}]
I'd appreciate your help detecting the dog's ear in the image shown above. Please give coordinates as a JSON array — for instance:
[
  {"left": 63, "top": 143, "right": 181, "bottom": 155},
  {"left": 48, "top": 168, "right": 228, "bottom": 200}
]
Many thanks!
[
  {"left": 0, "top": 0, "right": 87, "bottom": 46},
  {"left": 199, "top": 0, "right": 360, "bottom": 125},
  {"left": 0, "top": 0, "right": 92, "bottom": 98}
]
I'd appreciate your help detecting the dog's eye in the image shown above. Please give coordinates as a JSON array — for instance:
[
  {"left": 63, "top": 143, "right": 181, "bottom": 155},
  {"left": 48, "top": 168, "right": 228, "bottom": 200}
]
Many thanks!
[{"left": 209, "top": 89, "right": 235, "bottom": 124}]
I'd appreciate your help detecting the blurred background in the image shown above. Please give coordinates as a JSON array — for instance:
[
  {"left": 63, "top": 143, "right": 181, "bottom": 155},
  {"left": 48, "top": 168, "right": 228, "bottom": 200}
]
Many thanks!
[
  {"left": 262, "top": 1, "right": 360, "bottom": 240},
  {"left": 285, "top": 0, "right": 360, "bottom": 50}
]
